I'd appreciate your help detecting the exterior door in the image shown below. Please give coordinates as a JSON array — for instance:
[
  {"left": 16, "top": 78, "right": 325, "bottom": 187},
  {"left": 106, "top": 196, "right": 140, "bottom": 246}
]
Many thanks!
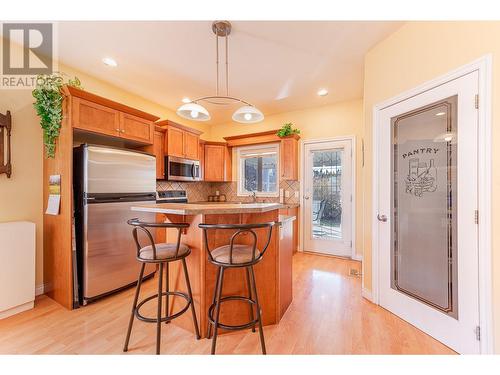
[
  {"left": 376, "top": 71, "right": 480, "bottom": 353},
  {"left": 303, "top": 139, "right": 352, "bottom": 256}
]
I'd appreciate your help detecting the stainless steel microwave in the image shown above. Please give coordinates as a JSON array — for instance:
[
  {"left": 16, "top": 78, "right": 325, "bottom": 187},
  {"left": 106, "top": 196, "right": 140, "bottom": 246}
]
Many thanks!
[{"left": 165, "top": 156, "right": 201, "bottom": 181}]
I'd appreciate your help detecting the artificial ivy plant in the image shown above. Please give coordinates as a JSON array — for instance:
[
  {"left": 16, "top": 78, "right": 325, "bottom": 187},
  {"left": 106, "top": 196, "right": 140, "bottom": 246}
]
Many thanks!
[
  {"left": 32, "top": 73, "right": 82, "bottom": 158},
  {"left": 276, "top": 122, "right": 300, "bottom": 138}
]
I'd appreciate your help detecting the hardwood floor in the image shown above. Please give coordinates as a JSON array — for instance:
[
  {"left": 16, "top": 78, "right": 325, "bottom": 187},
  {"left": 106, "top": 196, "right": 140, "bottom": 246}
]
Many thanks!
[{"left": 0, "top": 253, "right": 455, "bottom": 354}]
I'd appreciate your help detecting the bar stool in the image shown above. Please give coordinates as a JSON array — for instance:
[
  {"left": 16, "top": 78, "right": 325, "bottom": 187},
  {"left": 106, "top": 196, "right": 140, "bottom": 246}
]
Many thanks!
[
  {"left": 123, "top": 218, "right": 200, "bottom": 355},
  {"left": 198, "top": 222, "right": 275, "bottom": 355}
]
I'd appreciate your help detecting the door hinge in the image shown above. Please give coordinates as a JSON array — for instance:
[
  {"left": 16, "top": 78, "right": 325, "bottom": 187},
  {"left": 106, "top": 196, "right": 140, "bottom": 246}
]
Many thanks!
[
  {"left": 475, "top": 326, "right": 481, "bottom": 341},
  {"left": 475, "top": 210, "right": 479, "bottom": 224},
  {"left": 475, "top": 94, "right": 479, "bottom": 109}
]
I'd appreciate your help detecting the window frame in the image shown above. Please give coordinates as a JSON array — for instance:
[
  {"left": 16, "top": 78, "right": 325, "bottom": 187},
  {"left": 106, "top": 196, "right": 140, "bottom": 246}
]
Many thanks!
[{"left": 236, "top": 143, "right": 280, "bottom": 198}]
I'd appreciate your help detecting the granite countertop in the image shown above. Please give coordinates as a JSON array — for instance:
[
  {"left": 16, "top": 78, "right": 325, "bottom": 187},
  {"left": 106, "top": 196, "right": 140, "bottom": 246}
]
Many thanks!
[{"left": 131, "top": 202, "right": 284, "bottom": 215}]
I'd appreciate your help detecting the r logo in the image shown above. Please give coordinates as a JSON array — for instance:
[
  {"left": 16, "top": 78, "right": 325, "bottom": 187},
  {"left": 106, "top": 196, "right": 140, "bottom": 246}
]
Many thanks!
[{"left": 2, "top": 23, "right": 53, "bottom": 75}]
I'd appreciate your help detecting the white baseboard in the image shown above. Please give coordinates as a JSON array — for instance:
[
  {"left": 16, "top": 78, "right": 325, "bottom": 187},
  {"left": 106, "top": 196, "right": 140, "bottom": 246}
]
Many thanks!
[
  {"left": 35, "top": 283, "right": 47, "bottom": 296},
  {"left": 0, "top": 301, "right": 34, "bottom": 320},
  {"left": 361, "top": 287, "right": 373, "bottom": 302}
]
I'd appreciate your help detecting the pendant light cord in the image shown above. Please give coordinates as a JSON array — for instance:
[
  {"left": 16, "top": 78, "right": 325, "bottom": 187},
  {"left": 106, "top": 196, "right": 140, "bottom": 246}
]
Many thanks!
[
  {"left": 215, "top": 33, "right": 219, "bottom": 96},
  {"left": 225, "top": 34, "right": 229, "bottom": 96}
]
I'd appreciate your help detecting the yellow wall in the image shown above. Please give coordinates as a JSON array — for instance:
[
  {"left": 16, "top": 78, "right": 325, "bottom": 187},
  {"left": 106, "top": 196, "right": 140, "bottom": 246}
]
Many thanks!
[
  {"left": 0, "top": 37, "right": 210, "bottom": 288},
  {"left": 210, "top": 99, "right": 364, "bottom": 257},
  {"left": 362, "top": 21, "right": 500, "bottom": 352}
]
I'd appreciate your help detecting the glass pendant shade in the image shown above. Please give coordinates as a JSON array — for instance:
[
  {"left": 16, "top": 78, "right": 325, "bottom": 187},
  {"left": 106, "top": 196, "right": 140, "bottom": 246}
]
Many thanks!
[
  {"left": 176, "top": 102, "right": 210, "bottom": 121},
  {"left": 232, "top": 105, "right": 264, "bottom": 124}
]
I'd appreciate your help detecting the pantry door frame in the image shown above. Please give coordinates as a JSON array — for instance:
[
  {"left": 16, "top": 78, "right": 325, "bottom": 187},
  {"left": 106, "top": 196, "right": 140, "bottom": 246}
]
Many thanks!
[{"left": 370, "top": 55, "right": 493, "bottom": 354}]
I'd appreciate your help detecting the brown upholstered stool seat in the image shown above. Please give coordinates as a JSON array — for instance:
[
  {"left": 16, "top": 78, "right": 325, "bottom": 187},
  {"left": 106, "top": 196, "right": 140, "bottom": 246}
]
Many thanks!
[
  {"left": 139, "top": 243, "right": 190, "bottom": 260},
  {"left": 211, "top": 244, "right": 260, "bottom": 264}
]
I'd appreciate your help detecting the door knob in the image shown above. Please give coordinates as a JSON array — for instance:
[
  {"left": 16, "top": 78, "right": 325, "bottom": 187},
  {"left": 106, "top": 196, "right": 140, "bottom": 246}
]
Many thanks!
[
  {"left": 377, "top": 214, "right": 387, "bottom": 222},
  {"left": 304, "top": 196, "right": 310, "bottom": 200}
]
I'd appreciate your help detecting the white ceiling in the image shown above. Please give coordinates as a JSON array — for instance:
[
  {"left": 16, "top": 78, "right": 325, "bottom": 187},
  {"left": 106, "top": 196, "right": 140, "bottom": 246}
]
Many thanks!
[{"left": 57, "top": 21, "right": 403, "bottom": 124}]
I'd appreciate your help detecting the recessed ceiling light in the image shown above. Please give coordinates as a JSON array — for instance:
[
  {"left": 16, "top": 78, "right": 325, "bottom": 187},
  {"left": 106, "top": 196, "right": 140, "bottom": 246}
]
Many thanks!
[
  {"left": 317, "top": 88, "right": 328, "bottom": 97},
  {"left": 435, "top": 111, "right": 446, "bottom": 116},
  {"left": 182, "top": 97, "right": 191, "bottom": 103},
  {"left": 102, "top": 57, "right": 118, "bottom": 67}
]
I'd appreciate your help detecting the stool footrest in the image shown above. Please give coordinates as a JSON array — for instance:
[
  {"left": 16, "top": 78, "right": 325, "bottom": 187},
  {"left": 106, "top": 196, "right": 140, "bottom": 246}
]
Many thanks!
[
  {"left": 208, "top": 295, "right": 260, "bottom": 331},
  {"left": 135, "top": 291, "right": 191, "bottom": 324}
]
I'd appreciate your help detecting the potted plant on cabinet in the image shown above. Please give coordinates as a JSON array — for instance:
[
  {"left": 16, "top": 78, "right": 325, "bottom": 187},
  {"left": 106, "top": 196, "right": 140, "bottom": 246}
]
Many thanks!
[
  {"left": 32, "top": 73, "right": 82, "bottom": 158},
  {"left": 276, "top": 122, "right": 300, "bottom": 138}
]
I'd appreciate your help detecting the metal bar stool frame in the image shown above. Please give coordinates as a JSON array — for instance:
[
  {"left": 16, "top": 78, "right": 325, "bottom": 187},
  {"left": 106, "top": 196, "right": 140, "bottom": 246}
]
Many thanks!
[
  {"left": 199, "top": 222, "right": 275, "bottom": 355},
  {"left": 123, "top": 218, "right": 200, "bottom": 355}
]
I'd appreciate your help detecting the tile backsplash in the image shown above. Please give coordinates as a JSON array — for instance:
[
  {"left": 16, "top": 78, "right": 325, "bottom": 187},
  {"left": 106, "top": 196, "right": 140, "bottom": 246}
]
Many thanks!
[
  {"left": 156, "top": 180, "right": 300, "bottom": 204},
  {"left": 156, "top": 181, "right": 212, "bottom": 202}
]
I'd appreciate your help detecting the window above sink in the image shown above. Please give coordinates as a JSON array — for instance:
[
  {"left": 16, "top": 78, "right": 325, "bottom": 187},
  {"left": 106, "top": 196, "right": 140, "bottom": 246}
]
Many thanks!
[{"left": 236, "top": 143, "right": 280, "bottom": 197}]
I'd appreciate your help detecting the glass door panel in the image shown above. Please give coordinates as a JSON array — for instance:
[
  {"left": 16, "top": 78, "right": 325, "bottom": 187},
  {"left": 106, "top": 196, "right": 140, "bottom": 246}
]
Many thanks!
[
  {"left": 311, "top": 149, "right": 343, "bottom": 239},
  {"left": 391, "top": 95, "right": 458, "bottom": 318}
]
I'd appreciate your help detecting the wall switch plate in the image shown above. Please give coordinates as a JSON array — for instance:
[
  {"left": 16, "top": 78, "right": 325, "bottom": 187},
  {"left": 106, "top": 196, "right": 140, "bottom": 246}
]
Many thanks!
[
  {"left": 215, "top": 190, "right": 220, "bottom": 196},
  {"left": 294, "top": 191, "right": 299, "bottom": 198}
]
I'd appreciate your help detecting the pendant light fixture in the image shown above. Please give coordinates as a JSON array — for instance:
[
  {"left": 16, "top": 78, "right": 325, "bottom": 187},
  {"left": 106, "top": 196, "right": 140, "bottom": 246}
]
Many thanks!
[{"left": 176, "top": 21, "right": 264, "bottom": 124}]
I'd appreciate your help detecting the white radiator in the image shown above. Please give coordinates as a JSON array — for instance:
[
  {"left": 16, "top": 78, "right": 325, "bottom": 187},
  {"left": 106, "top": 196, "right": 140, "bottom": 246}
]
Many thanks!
[{"left": 0, "top": 221, "right": 36, "bottom": 319}]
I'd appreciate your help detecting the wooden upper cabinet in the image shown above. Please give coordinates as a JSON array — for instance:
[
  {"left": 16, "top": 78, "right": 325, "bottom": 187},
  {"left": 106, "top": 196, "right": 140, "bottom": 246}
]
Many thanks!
[
  {"left": 167, "top": 127, "right": 184, "bottom": 158},
  {"left": 120, "top": 113, "right": 154, "bottom": 144},
  {"left": 280, "top": 137, "right": 299, "bottom": 180},
  {"left": 204, "top": 142, "right": 231, "bottom": 182},
  {"left": 72, "top": 97, "right": 120, "bottom": 137},
  {"left": 159, "top": 120, "right": 203, "bottom": 160},
  {"left": 153, "top": 129, "right": 166, "bottom": 179},
  {"left": 68, "top": 87, "right": 159, "bottom": 145},
  {"left": 199, "top": 141, "right": 205, "bottom": 180},
  {"left": 183, "top": 132, "right": 199, "bottom": 160}
]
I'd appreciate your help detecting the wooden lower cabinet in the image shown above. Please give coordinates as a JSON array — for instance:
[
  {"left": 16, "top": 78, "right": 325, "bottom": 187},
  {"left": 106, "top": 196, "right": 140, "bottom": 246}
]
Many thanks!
[
  {"left": 280, "top": 206, "right": 299, "bottom": 253},
  {"left": 278, "top": 217, "right": 294, "bottom": 317}
]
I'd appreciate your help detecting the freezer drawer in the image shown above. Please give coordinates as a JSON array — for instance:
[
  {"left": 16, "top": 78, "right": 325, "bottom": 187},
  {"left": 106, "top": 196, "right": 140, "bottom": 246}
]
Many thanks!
[{"left": 83, "top": 200, "right": 156, "bottom": 301}]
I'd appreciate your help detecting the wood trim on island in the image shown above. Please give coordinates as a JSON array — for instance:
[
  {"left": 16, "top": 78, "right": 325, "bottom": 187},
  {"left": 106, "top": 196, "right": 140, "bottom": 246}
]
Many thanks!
[{"left": 156, "top": 208, "right": 292, "bottom": 337}]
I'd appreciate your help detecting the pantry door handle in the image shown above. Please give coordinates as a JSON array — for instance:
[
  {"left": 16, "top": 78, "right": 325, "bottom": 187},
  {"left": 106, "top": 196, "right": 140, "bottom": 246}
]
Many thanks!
[{"left": 377, "top": 214, "right": 387, "bottom": 222}]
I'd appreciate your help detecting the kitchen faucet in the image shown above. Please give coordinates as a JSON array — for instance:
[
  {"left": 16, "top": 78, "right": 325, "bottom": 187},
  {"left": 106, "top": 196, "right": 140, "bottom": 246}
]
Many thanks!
[{"left": 251, "top": 191, "right": 257, "bottom": 203}]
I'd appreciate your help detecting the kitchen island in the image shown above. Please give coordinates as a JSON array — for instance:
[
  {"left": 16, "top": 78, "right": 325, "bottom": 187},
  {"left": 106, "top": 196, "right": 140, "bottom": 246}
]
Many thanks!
[{"left": 131, "top": 202, "right": 295, "bottom": 338}]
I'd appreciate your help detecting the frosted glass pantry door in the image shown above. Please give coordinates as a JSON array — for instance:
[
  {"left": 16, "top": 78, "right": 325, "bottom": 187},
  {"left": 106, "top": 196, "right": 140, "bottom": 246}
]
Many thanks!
[{"left": 376, "top": 71, "right": 480, "bottom": 354}]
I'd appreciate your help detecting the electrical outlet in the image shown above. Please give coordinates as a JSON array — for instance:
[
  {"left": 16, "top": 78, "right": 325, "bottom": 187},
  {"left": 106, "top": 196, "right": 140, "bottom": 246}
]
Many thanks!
[
  {"left": 294, "top": 191, "right": 299, "bottom": 198},
  {"left": 215, "top": 190, "right": 220, "bottom": 196},
  {"left": 285, "top": 190, "right": 290, "bottom": 198}
]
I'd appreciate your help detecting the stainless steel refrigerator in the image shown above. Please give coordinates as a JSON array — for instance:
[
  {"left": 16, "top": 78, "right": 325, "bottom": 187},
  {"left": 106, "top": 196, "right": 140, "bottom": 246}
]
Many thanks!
[{"left": 73, "top": 144, "right": 157, "bottom": 306}]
